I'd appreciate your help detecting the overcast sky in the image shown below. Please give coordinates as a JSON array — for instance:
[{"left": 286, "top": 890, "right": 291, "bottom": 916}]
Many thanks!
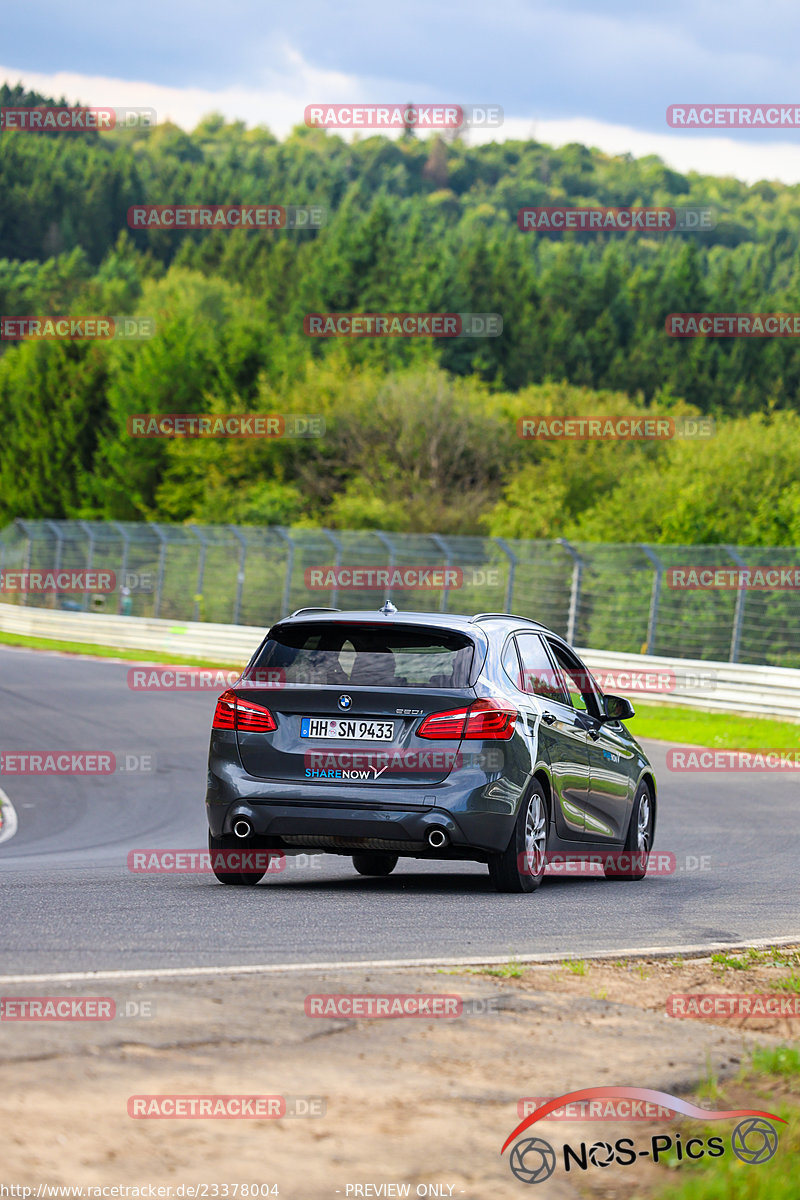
[{"left": 6, "top": 0, "right": 800, "bottom": 182}]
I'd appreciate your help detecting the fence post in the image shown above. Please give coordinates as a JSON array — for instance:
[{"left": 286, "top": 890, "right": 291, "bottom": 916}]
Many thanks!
[
  {"left": 45, "top": 520, "right": 65, "bottom": 612},
  {"left": 275, "top": 528, "right": 295, "bottom": 618},
  {"left": 0, "top": 527, "right": 7, "bottom": 592},
  {"left": 557, "top": 538, "right": 583, "bottom": 645},
  {"left": 153, "top": 525, "right": 168, "bottom": 619},
  {"left": 15, "top": 520, "right": 32, "bottom": 608},
  {"left": 78, "top": 520, "right": 96, "bottom": 613},
  {"left": 640, "top": 545, "right": 664, "bottom": 655},
  {"left": 322, "top": 529, "right": 343, "bottom": 608},
  {"left": 374, "top": 531, "right": 396, "bottom": 602},
  {"left": 228, "top": 527, "right": 247, "bottom": 625},
  {"left": 111, "top": 522, "right": 131, "bottom": 615},
  {"left": 725, "top": 546, "right": 748, "bottom": 663},
  {"left": 429, "top": 534, "right": 452, "bottom": 612},
  {"left": 45, "top": 520, "right": 64, "bottom": 573},
  {"left": 492, "top": 538, "right": 518, "bottom": 612},
  {"left": 187, "top": 525, "right": 208, "bottom": 622}
]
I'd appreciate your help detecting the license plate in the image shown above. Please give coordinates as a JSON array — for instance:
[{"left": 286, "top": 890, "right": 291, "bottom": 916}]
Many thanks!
[{"left": 300, "top": 717, "right": 396, "bottom": 741}]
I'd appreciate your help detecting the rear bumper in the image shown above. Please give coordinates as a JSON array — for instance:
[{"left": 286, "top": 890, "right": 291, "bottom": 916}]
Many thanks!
[
  {"left": 208, "top": 800, "right": 475, "bottom": 854},
  {"left": 206, "top": 765, "right": 519, "bottom": 857}
]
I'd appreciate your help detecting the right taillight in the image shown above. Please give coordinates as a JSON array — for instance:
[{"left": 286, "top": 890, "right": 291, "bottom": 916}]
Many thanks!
[
  {"left": 417, "top": 707, "right": 469, "bottom": 740},
  {"left": 212, "top": 689, "right": 276, "bottom": 733},
  {"left": 417, "top": 699, "right": 517, "bottom": 741}
]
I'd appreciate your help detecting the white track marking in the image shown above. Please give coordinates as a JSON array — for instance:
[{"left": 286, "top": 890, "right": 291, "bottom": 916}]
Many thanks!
[{"left": 0, "top": 935, "right": 797, "bottom": 985}]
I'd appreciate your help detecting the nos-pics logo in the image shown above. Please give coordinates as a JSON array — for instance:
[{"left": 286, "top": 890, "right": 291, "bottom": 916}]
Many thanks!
[{"left": 502, "top": 1087, "right": 783, "bottom": 1184}]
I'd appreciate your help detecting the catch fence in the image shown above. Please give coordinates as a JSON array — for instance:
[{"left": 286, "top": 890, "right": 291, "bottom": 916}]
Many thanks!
[{"left": 1, "top": 519, "right": 797, "bottom": 666}]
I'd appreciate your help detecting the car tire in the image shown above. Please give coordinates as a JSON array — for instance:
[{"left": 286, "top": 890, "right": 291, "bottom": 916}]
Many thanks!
[
  {"left": 352, "top": 851, "right": 398, "bottom": 877},
  {"left": 208, "top": 830, "right": 269, "bottom": 886},
  {"left": 488, "top": 780, "right": 549, "bottom": 894},
  {"left": 603, "top": 782, "right": 653, "bottom": 881}
]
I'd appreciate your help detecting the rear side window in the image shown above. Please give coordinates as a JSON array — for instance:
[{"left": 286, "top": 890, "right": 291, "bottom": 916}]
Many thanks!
[
  {"left": 513, "top": 633, "right": 570, "bottom": 704},
  {"left": 249, "top": 623, "right": 475, "bottom": 688},
  {"left": 546, "top": 639, "right": 602, "bottom": 716}
]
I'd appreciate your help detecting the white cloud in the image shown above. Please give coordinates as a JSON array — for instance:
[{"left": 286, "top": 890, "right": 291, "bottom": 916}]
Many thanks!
[
  {"left": 0, "top": 50, "right": 360, "bottom": 133},
  {"left": 471, "top": 116, "right": 800, "bottom": 185},
  {"left": 5, "top": 63, "right": 800, "bottom": 184}
]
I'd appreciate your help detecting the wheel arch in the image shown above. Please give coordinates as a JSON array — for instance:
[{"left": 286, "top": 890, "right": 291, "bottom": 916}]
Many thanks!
[
  {"left": 531, "top": 765, "right": 554, "bottom": 827},
  {"left": 638, "top": 770, "right": 658, "bottom": 836}
]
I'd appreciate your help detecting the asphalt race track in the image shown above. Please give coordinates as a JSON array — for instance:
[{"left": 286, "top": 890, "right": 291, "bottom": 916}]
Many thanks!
[{"left": 1, "top": 645, "right": 797, "bottom": 976}]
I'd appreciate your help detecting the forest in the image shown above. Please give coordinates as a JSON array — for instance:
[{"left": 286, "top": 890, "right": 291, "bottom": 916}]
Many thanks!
[{"left": 2, "top": 81, "right": 799, "bottom": 544}]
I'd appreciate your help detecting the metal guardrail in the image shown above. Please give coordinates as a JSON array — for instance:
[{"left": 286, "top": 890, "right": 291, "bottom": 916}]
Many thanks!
[
  {"left": 1, "top": 603, "right": 799, "bottom": 720},
  {"left": 581, "top": 650, "right": 800, "bottom": 718},
  {"left": 0, "top": 603, "right": 263, "bottom": 663}
]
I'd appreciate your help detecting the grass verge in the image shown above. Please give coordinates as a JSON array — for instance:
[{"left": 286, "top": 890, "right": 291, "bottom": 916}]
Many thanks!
[
  {"left": 630, "top": 701, "right": 800, "bottom": 749},
  {"left": 650, "top": 1046, "right": 799, "bottom": 1199}
]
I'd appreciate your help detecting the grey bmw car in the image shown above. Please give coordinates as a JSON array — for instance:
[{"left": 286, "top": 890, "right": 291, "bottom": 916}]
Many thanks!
[{"left": 205, "top": 607, "right": 657, "bottom": 892}]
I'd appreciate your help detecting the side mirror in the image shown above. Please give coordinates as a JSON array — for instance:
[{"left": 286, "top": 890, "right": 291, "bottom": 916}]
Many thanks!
[{"left": 603, "top": 693, "right": 635, "bottom": 722}]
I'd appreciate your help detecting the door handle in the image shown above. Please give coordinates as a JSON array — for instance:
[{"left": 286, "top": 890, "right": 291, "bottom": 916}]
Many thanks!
[
  {"left": 541, "top": 711, "right": 557, "bottom": 725},
  {"left": 575, "top": 713, "right": 601, "bottom": 739}
]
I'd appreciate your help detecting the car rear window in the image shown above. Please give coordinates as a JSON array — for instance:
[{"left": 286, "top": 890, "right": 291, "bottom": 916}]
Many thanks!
[{"left": 248, "top": 623, "right": 475, "bottom": 688}]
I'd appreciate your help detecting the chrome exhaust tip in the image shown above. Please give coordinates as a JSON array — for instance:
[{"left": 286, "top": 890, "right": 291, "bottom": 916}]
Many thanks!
[
  {"left": 427, "top": 827, "right": 448, "bottom": 849},
  {"left": 233, "top": 818, "right": 253, "bottom": 839}
]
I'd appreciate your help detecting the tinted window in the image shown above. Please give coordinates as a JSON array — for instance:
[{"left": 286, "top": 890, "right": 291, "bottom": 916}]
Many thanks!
[
  {"left": 514, "top": 634, "right": 570, "bottom": 703},
  {"left": 249, "top": 623, "right": 474, "bottom": 688},
  {"left": 502, "top": 639, "right": 523, "bottom": 690},
  {"left": 546, "top": 640, "right": 600, "bottom": 714}
]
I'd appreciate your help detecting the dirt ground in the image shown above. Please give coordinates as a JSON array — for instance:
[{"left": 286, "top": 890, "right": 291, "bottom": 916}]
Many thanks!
[{"left": 1, "top": 949, "right": 798, "bottom": 1199}]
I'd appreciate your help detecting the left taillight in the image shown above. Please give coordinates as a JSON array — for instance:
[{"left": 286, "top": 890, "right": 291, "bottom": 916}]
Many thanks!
[
  {"left": 417, "top": 699, "right": 517, "bottom": 741},
  {"left": 212, "top": 689, "right": 276, "bottom": 733}
]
